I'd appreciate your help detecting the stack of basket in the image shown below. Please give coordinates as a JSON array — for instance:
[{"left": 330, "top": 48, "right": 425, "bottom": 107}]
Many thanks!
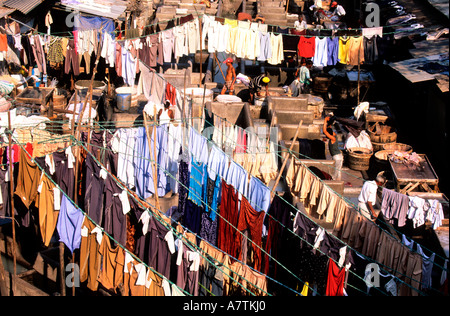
[{"left": 368, "top": 122, "right": 397, "bottom": 152}]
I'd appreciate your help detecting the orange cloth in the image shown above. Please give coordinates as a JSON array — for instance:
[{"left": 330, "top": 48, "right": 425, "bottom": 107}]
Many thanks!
[
  {"left": 0, "top": 34, "right": 8, "bottom": 52},
  {"left": 79, "top": 217, "right": 102, "bottom": 291},
  {"left": 98, "top": 235, "right": 125, "bottom": 293},
  {"left": 36, "top": 174, "right": 59, "bottom": 247},
  {"left": 14, "top": 148, "right": 40, "bottom": 209}
]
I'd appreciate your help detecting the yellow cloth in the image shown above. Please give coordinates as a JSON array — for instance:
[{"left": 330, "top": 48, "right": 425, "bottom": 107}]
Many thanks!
[{"left": 338, "top": 36, "right": 351, "bottom": 64}]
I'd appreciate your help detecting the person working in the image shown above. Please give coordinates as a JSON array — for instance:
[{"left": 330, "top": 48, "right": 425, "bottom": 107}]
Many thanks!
[
  {"left": 158, "top": 100, "right": 175, "bottom": 125},
  {"left": 330, "top": 1, "right": 346, "bottom": 21},
  {"left": 294, "top": 15, "right": 308, "bottom": 32},
  {"left": 295, "top": 59, "right": 313, "bottom": 94},
  {"left": 323, "top": 113, "right": 343, "bottom": 180},
  {"left": 248, "top": 73, "right": 270, "bottom": 103},
  {"left": 221, "top": 58, "right": 237, "bottom": 95},
  {"left": 358, "top": 174, "right": 387, "bottom": 220}
]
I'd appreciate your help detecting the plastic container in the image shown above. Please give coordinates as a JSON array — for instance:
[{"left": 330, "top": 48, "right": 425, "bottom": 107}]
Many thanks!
[{"left": 115, "top": 87, "right": 134, "bottom": 112}]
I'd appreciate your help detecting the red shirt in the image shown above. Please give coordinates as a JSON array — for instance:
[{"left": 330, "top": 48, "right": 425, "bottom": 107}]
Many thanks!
[
  {"left": 326, "top": 258, "right": 346, "bottom": 296},
  {"left": 298, "top": 36, "right": 316, "bottom": 58}
]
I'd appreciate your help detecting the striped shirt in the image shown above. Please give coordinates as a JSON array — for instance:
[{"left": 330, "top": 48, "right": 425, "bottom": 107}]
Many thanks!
[{"left": 248, "top": 74, "right": 266, "bottom": 92}]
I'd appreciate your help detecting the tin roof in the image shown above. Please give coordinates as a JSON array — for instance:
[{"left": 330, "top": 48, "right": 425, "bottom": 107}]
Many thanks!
[
  {"left": 3, "top": 0, "right": 44, "bottom": 15},
  {"left": 60, "top": 0, "right": 128, "bottom": 20}
]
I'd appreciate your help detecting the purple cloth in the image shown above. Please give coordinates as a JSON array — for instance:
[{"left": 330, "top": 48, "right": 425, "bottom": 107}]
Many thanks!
[
  {"left": 57, "top": 195, "right": 84, "bottom": 253},
  {"left": 381, "top": 188, "right": 409, "bottom": 227}
]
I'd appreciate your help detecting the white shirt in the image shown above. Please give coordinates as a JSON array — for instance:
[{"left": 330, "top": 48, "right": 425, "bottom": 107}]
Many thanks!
[
  {"left": 334, "top": 5, "right": 346, "bottom": 16},
  {"left": 358, "top": 180, "right": 377, "bottom": 205},
  {"left": 294, "top": 20, "right": 308, "bottom": 31}
]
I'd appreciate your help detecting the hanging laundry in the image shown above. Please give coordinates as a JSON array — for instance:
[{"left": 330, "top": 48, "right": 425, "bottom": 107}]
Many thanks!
[
  {"left": 298, "top": 36, "right": 315, "bottom": 59},
  {"left": 56, "top": 195, "right": 84, "bottom": 253},
  {"left": 338, "top": 36, "right": 351, "bottom": 64},
  {"left": 347, "top": 36, "right": 365, "bottom": 65},
  {"left": 267, "top": 33, "right": 284, "bottom": 65},
  {"left": 313, "top": 37, "right": 328, "bottom": 67},
  {"left": 325, "top": 258, "right": 346, "bottom": 296}
]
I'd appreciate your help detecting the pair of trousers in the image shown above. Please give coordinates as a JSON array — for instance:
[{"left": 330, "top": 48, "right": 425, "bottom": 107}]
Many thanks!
[{"left": 64, "top": 39, "right": 80, "bottom": 76}]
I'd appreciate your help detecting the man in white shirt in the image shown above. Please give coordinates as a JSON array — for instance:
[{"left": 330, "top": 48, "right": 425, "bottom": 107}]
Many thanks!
[
  {"left": 330, "top": 1, "right": 346, "bottom": 21},
  {"left": 358, "top": 174, "right": 386, "bottom": 220}
]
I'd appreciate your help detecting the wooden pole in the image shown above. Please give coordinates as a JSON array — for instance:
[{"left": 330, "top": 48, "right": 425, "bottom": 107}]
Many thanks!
[
  {"left": 357, "top": 45, "right": 361, "bottom": 106},
  {"left": 199, "top": 16, "right": 203, "bottom": 88},
  {"left": 213, "top": 53, "right": 226, "bottom": 82},
  {"left": 7, "top": 110, "right": 16, "bottom": 296},
  {"left": 143, "top": 112, "right": 160, "bottom": 210},
  {"left": 270, "top": 120, "right": 303, "bottom": 200},
  {"left": 0, "top": 251, "right": 8, "bottom": 296},
  {"left": 59, "top": 242, "right": 66, "bottom": 296}
]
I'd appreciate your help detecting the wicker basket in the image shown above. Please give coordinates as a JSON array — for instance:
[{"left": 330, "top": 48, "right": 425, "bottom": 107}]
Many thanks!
[
  {"left": 382, "top": 143, "right": 413, "bottom": 153},
  {"left": 347, "top": 147, "right": 373, "bottom": 171},
  {"left": 368, "top": 124, "right": 397, "bottom": 143}
]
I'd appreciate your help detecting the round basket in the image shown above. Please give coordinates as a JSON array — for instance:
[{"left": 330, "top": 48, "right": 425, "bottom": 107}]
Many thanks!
[
  {"left": 371, "top": 141, "right": 387, "bottom": 152},
  {"left": 368, "top": 124, "right": 397, "bottom": 143},
  {"left": 347, "top": 147, "right": 373, "bottom": 171},
  {"left": 382, "top": 143, "right": 413, "bottom": 153}
]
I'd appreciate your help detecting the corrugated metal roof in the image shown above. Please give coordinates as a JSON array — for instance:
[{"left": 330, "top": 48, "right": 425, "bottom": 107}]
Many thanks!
[
  {"left": 3, "top": 0, "right": 43, "bottom": 15},
  {"left": 61, "top": 0, "right": 128, "bottom": 20},
  {"left": 0, "top": 6, "right": 15, "bottom": 18}
]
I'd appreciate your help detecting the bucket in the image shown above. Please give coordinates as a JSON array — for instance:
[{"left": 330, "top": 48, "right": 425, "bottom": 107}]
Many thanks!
[
  {"left": 347, "top": 147, "right": 373, "bottom": 171},
  {"left": 115, "top": 87, "right": 134, "bottom": 112}
]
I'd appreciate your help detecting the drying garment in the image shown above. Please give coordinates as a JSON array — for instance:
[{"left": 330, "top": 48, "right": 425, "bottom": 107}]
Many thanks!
[
  {"left": 298, "top": 36, "right": 316, "bottom": 58},
  {"left": 176, "top": 243, "right": 200, "bottom": 296},
  {"left": 207, "top": 145, "right": 229, "bottom": 182},
  {"left": 147, "top": 216, "right": 175, "bottom": 279},
  {"left": 161, "top": 28, "right": 175, "bottom": 63},
  {"left": 184, "top": 199, "right": 204, "bottom": 236},
  {"left": 312, "top": 37, "right": 328, "bottom": 67},
  {"left": 165, "top": 82, "right": 177, "bottom": 106},
  {"left": 132, "top": 127, "right": 150, "bottom": 199},
  {"left": 327, "top": 37, "right": 339, "bottom": 66},
  {"left": 200, "top": 208, "right": 218, "bottom": 246},
  {"left": 257, "top": 31, "right": 272, "bottom": 62},
  {"left": 111, "top": 128, "right": 139, "bottom": 190},
  {"left": 188, "top": 157, "right": 206, "bottom": 207},
  {"left": 97, "top": 234, "right": 125, "bottom": 294},
  {"left": 217, "top": 180, "right": 240, "bottom": 259},
  {"left": 267, "top": 33, "right": 284, "bottom": 65},
  {"left": 14, "top": 148, "right": 40, "bottom": 209},
  {"left": 36, "top": 174, "right": 59, "bottom": 247},
  {"left": 347, "top": 36, "right": 365, "bottom": 66},
  {"left": 326, "top": 258, "right": 346, "bottom": 296},
  {"left": 225, "top": 160, "right": 248, "bottom": 198},
  {"left": 338, "top": 36, "right": 351, "bottom": 64},
  {"left": 206, "top": 174, "right": 222, "bottom": 220},
  {"left": 416, "top": 244, "right": 435, "bottom": 290},
  {"left": 52, "top": 151, "right": 75, "bottom": 201},
  {"left": 248, "top": 176, "right": 271, "bottom": 214},
  {"left": 178, "top": 157, "right": 190, "bottom": 217},
  {"left": 364, "top": 36, "right": 379, "bottom": 65},
  {"left": 103, "top": 174, "right": 127, "bottom": 247},
  {"left": 235, "top": 197, "right": 265, "bottom": 272},
  {"left": 57, "top": 195, "right": 84, "bottom": 253},
  {"left": 147, "top": 33, "right": 164, "bottom": 68},
  {"left": 84, "top": 154, "right": 105, "bottom": 227},
  {"left": 263, "top": 194, "right": 293, "bottom": 276},
  {"left": 381, "top": 188, "right": 409, "bottom": 227},
  {"left": 79, "top": 217, "right": 102, "bottom": 291},
  {"left": 31, "top": 35, "right": 47, "bottom": 75}
]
